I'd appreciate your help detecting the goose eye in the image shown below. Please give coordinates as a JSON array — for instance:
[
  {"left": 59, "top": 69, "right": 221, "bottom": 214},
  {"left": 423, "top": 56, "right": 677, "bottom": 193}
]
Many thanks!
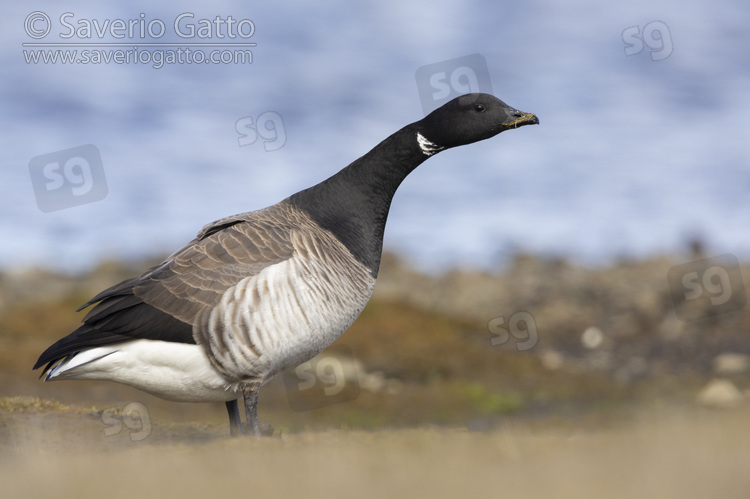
[{"left": 474, "top": 104, "right": 485, "bottom": 112}]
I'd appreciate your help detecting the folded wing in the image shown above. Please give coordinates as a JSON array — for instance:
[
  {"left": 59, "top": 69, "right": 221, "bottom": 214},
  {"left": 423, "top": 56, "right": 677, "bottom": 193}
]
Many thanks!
[{"left": 34, "top": 204, "right": 299, "bottom": 373}]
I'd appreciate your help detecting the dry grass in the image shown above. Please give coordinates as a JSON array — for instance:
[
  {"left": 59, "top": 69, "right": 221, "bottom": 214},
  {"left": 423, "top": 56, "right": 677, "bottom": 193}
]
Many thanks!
[{"left": 1, "top": 402, "right": 749, "bottom": 499}]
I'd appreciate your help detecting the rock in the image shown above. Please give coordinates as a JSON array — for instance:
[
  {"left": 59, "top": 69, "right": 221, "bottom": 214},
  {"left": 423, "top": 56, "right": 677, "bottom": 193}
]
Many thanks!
[
  {"left": 697, "top": 379, "right": 744, "bottom": 409},
  {"left": 713, "top": 353, "right": 750, "bottom": 375},
  {"left": 581, "top": 327, "right": 604, "bottom": 349},
  {"left": 360, "top": 370, "right": 386, "bottom": 393},
  {"left": 540, "top": 350, "right": 564, "bottom": 370}
]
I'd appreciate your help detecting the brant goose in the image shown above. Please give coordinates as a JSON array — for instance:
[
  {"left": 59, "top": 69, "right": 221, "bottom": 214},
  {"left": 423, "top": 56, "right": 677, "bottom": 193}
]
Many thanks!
[{"left": 34, "top": 93, "right": 539, "bottom": 436}]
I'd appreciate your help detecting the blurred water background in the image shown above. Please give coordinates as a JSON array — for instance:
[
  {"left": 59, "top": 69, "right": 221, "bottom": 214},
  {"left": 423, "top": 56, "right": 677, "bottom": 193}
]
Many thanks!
[{"left": 2, "top": 0, "right": 748, "bottom": 273}]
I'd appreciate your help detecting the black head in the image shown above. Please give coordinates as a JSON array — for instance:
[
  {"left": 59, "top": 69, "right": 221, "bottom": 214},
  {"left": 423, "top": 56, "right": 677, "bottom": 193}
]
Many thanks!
[{"left": 416, "top": 93, "right": 539, "bottom": 150}]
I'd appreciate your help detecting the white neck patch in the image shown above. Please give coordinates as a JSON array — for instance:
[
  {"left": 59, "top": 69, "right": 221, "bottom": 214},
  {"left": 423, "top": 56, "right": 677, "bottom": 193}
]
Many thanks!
[{"left": 416, "top": 132, "right": 444, "bottom": 157}]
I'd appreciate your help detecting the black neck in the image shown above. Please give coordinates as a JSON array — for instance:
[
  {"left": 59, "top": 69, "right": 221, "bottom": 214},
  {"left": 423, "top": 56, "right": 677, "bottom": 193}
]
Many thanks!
[{"left": 288, "top": 122, "right": 431, "bottom": 276}]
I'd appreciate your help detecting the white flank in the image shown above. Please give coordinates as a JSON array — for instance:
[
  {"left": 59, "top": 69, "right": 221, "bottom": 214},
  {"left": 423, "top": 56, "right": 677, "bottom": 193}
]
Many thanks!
[
  {"left": 46, "top": 339, "right": 240, "bottom": 402},
  {"left": 416, "top": 132, "right": 444, "bottom": 156}
]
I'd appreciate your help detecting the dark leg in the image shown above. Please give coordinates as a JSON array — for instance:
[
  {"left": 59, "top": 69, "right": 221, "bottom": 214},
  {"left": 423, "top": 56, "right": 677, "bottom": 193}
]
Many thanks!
[
  {"left": 225, "top": 399, "right": 245, "bottom": 436},
  {"left": 241, "top": 386, "right": 274, "bottom": 437},
  {"left": 242, "top": 391, "right": 262, "bottom": 436}
]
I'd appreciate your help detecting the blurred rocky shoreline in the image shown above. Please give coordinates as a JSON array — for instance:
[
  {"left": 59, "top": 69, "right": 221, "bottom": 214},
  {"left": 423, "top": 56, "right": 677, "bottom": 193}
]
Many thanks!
[
  {"left": 2, "top": 249, "right": 749, "bottom": 423},
  {"left": 378, "top": 252, "right": 748, "bottom": 361},
  {"left": 374, "top": 250, "right": 750, "bottom": 409}
]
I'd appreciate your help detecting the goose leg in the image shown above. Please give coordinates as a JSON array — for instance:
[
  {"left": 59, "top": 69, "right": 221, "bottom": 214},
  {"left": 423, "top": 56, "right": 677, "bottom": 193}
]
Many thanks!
[
  {"left": 243, "top": 391, "right": 262, "bottom": 436},
  {"left": 225, "top": 399, "right": 245, "bottom": 436},
  {"left": 241, "top": 385, "right": 274, "bottom": 437}
]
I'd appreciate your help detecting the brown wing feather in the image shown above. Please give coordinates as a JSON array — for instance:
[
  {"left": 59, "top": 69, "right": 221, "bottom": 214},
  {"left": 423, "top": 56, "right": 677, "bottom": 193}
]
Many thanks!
[
  {"left": 134, "top": 204, "right": 298, "bottom": 323},
  {"left": 34, "top": 202, "right": 301, "bottom": 371}
]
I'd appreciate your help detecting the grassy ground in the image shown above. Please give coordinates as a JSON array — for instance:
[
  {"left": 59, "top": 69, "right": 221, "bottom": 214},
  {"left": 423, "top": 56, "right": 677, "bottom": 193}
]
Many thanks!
[
  {"left": 1, "top": 252, "right": 749, "bottom": 497},
  {"left": 1, "top": 398, "right": 749, "bottom": 498}
]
